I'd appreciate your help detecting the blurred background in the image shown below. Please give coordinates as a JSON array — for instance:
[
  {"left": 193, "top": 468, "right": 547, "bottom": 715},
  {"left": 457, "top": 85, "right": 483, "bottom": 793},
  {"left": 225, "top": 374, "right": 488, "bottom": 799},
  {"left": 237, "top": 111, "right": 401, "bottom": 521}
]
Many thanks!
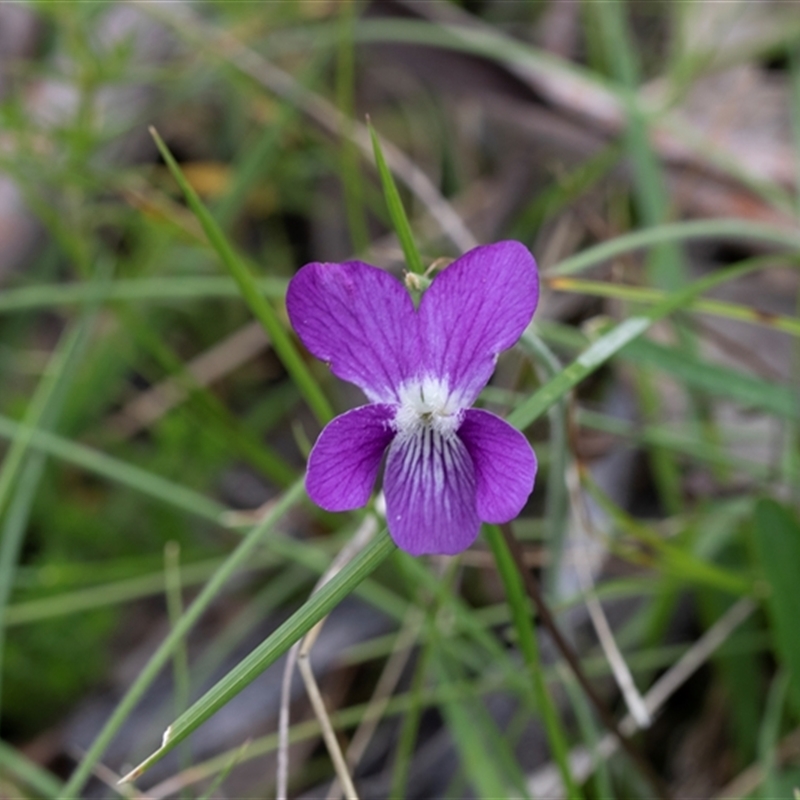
[{"left": 1, "top": 1, "right": 799, "bottom": 798}]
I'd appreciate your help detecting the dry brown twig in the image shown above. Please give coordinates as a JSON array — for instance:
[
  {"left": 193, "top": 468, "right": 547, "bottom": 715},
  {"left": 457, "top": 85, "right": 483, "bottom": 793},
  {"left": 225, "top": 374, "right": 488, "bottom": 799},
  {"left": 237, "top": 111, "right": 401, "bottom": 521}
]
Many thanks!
[
  {"left": 325, "top": 603, "right": 425, "bottom": 800},
  {"left": 276, "top": 511, "right": 380, "bottom": 800},
  {"left": 564, "top": 460, "right": 652, "bottom": 729},
  {"left": 527, "top": 596, "right": 756, "bottom": 798}
]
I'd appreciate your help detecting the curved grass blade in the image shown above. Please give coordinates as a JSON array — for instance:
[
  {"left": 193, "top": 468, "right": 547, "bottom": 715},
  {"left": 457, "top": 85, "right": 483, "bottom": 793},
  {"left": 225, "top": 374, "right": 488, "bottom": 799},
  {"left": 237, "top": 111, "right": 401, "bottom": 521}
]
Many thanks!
[{"left": 3, "top": 554, "right": 276, "bottom": 626}]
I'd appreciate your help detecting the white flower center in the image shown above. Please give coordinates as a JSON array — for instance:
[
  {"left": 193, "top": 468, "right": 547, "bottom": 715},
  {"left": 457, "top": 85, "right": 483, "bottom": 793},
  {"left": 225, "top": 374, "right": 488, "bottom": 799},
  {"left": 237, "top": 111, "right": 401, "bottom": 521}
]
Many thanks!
[{"left": 393, "top": 376, "right": 463, "bottom": 438}]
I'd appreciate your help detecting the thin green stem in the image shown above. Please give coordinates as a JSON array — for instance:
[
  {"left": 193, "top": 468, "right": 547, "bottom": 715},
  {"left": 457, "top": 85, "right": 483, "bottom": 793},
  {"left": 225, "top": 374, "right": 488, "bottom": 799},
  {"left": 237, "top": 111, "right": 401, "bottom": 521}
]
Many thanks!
[
  {"left": 517, "top": 329, "right": 569, "bottom": 597},
  {"left": 164, "top": 542, "right": 192, "bottom": 787},
  {"left": 389, "top": 621, "right": 432, "bottom": 800},
  {"left": 485, "top": 524, "right": 581, "bottom": 799}
]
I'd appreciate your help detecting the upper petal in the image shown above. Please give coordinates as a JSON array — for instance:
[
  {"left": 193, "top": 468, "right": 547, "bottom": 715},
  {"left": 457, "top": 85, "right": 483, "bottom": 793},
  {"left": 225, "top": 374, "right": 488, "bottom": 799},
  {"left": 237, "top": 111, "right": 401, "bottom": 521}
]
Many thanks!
[
  {"left": 418, "top": 241, "right": 538, "bottom": 403},
  {"left": 306, "top": 404, "right": 396, "bottom": 511},
  {"left": 287, "top": 261, "right": 418, "bottom": 403},
  {"left": 458, "top": 409, "right": 536, "bottom": 523},
  {"left": 383, "top": 428, "right": 480, "bottom": 555}
]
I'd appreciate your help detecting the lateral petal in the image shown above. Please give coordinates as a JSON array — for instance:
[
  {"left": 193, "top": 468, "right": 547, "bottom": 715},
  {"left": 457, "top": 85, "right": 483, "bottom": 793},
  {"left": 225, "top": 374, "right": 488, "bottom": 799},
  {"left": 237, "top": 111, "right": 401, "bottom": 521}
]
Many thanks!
[
  {"left": 418, "top": 241, "right": 538, "bottom": 403},
  {"left": 458, "top": 409, "right": 536, "bottom": 523},
  {"left": 306, "top": 404, "right": 396, "bottom": 511},
  {"left": 287, "top": 261, "right": 418, "bottom": 403},
  {"left": 384, "top": 428, "right": 480, "bottom": 555}
]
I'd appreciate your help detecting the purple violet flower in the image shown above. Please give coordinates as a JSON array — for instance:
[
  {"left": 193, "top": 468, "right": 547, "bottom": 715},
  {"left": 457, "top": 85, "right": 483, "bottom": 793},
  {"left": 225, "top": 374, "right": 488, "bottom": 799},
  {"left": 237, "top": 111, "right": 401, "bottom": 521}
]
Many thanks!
[{"left": 286, "top": 241, "right": 539, "bottom": 556}]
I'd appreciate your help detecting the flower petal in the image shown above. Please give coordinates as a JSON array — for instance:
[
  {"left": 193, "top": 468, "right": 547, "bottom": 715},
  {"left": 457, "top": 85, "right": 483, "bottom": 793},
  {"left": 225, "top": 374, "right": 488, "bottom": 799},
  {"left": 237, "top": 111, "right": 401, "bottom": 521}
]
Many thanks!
[
  {"left": 418, "top": 241, "right": 538, "bottom": 403},
  {"left": 384, "top": 428, "right": 480, "bottom": 555},
  {"left": 287, "top": 261, "right": 418, "bottom": 403},
  {"left": 306, "top": 404, "right": 396, "bottom": 511},
  {"left": 458, "top": 409, "right": 536, "bottom": 522}
]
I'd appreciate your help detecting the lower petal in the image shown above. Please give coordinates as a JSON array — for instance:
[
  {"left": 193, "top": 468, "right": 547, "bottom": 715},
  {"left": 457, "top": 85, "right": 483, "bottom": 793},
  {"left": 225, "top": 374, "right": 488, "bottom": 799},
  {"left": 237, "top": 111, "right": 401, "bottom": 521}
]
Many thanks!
[
  {"left": 384, "top": 428, "right": 480, "bottom": 555},
  {"left": 458, "top": 409, "right": 536, "bottom": 523},
  {"left": 306, "top": 404, "right": 395, "bottom": 511}
]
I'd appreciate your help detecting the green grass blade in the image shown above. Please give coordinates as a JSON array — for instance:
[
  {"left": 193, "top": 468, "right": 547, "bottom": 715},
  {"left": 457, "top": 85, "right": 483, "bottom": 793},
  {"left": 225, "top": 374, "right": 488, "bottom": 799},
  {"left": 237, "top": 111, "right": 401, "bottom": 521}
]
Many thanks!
[
  {"left": 593, "top": 0, "right": 688, "bottom": 291},
  {"left": 508, "top": 261, "right": 772, "bottom": 432},
  {"left": 121, "top": 529, "right": 396, "bottom": 783},
  {"left": 759, "top": 670, "right": 791, "bottom": 800},
  {"left": 562, "top": 667, "right": 614, "bottom": 799},
  {"left": 165, "top": 542, "right": 193, "bottom": 784},
  {"left": 433, "top": 651, "right": 529, "bottom": 800},
  {"left": 368, "top": 120, "right": 426, "bottom": 274},
  {"left": 549, "top": 220, "right": 800, "bottom": 277},
  {"left": 517, "top": 330, "right": 569, "bottom": 596},
  {"left": 484, "top": 524, "right": 581, "bottom": 799},
  {"left": 509, "top": 314, "right": 648, "bottom": 431},
  {"left": 57, "top": 479, "right": 306, "bottom": 799},
  {"left": 547, "top": 276, "right": 800, "bottom": 339},
  {"left": 4, "top": 554, "right": 275, "bottom": 626},
  {"left": 0, "top": 413, "right": 225, "bottom": 524},
  {"left": 115, "top": 305, "right": 295, "bottom": 487},
  {"left": 1, "top": 221, "right": 793, "bottom": 315},
  {"left": 622, "top": 338, "right": 800, "bottom": 420},
  {"left": 164, "top": 541, "right": 191, "bottom": 732},
  {"left": 0, "top": 739, "right": 63, "bottom": 798},
  {"left": 0, "top": 276, "right": 287, "bottom": 316},
  {"left": 753, "top": 500, "right": 800, "bottom": 714},
  {"left": 389, "top": 625, "right": 431, "bottom": 799},
  {"left": 197, "top": 740, "right": 251, "bottom": 800},
  {"left": 0, "top": 319, "right": 88, "bottom": 523},
  {"left": 0, "top": 307, "right": 99, "bottom": 720},
  {"left": 583, "top": 476, "right": 751, "bottom": 595},
  {"left": 699, "top": 589, "right": 761, "bottom": 765},
  {"left": 149, "top": 127, "right": 333, "bottom": 426}
]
